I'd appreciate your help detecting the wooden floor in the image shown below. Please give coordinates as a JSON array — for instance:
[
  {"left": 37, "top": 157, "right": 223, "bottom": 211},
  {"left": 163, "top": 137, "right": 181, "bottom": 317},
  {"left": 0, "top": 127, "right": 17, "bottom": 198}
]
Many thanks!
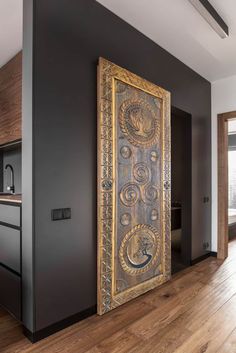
[{"left": 2, "top": 240, "right": 236, "bottom": 353}]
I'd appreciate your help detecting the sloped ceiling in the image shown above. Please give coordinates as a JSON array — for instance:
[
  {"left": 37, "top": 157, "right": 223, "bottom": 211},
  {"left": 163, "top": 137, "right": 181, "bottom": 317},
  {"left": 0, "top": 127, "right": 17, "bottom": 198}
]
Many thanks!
[
  {"left": 97, "top": 0, "right": 236, "bottom": 82},
  {"left": 1, "top": 1, "right": 236, "bottom": 82}
]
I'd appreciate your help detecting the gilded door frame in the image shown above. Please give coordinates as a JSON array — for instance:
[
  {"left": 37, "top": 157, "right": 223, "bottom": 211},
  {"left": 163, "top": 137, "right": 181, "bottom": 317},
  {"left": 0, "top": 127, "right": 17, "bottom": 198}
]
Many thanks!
[{"left": 97, "top": 58, "right": 171, "bottom": 315}]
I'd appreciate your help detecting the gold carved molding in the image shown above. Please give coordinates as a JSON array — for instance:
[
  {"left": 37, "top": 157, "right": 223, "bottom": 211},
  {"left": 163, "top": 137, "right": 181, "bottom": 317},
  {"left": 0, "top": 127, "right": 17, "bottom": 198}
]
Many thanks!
[{"left": 97, "top": 57, "right": 171, "bottom": 315}]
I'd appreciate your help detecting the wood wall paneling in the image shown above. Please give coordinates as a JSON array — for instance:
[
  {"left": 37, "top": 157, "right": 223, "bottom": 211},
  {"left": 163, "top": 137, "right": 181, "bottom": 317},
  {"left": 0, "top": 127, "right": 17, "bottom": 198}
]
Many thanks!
[{"left": 0, "top": 52, "right": 22, "bottom": 146}]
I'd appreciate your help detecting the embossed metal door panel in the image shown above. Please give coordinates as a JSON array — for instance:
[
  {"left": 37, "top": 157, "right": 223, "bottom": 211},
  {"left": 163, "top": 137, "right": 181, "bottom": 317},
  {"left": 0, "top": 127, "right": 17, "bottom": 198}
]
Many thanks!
[{"left": 97, "top": 58, "right": 171, "bottom": 315}]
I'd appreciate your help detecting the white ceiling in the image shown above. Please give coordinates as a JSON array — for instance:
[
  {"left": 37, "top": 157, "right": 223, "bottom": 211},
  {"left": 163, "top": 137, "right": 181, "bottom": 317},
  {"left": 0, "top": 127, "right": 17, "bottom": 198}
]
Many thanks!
[
  {"left": 97, "top": 0, "right": 236, "bottom": 82},
  {"left": 0, "top": 0, "right": 22, "bottom": 69},
  {"left": 0, "top": 1, "right": 236, "bottom": 82}
]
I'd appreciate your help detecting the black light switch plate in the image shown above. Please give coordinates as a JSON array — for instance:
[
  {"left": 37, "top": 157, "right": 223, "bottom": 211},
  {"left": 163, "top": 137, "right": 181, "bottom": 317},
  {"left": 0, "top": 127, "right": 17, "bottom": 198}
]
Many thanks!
[
  {"left": 51, "top": 208, "right": 71, "bottom": 221},
  {"left": 62, "top": 208, "right": 71, "bottom": 220},
  {"left": 51, "top": 209, "right": 63, "bottom": 221}
]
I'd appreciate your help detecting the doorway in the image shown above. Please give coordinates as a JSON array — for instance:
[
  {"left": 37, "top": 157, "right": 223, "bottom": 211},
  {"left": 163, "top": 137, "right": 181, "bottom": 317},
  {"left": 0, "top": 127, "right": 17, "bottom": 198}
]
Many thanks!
[
  {"left": 171, "top": 107, "right": 192, "bottom": 274},
  {"left": 218, "top": 112, "right": 236, "bottom": 259}
]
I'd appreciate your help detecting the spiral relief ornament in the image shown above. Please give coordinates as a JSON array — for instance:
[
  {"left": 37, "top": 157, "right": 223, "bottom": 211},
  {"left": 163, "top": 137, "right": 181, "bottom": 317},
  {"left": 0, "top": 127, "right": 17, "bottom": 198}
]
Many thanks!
[
  {"left": 133, "top": 163, "right": 150, "bottom": 185},
  {"left": 142, "top": 183, "right": 159, "bottom": 205},
  {"left": 120, "top": 183, "right": 141, "bottom": 207}
]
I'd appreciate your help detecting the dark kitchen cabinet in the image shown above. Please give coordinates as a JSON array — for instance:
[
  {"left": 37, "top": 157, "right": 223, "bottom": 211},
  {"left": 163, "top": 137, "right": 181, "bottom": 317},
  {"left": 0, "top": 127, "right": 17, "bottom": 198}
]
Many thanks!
[
  {"left": 0, "top": 225, "right": 21, "bottom": 273},
  {"left": 0, "top": 265, "right": 21, "bottom": 320},
  {"left": 0, "top": 201, "right": 21, "bottom": 320}
]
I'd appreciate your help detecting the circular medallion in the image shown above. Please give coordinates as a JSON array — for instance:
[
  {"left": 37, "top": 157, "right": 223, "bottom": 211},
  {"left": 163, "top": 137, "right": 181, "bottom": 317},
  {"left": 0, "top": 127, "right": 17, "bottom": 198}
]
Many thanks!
[
  {"left": 150, "top": 150, "right": 158, "bottom": 162},
  {"left": 150, "top": 209, "right": 158, "bottom": 221},
  {"left": 120, "top": 213, "right": 131, "bottom": 226},
  {"left": 142, "top": 183, "right": 159, "bottom": 205},
  {"left": 120, "top": 183, "right": 141, "bottom": 207},
  {"left": 102, "top": 179, "right": 112, "bottom": 191},
  {"left": 119, "top": 99, "right": 160, "bottom": 148},
  {"left": 133, "top": 163, "right": 150, "bottom": 185},
  {"left": 119, "top": 224, "right": 160, "bottom": 275},
  {"left": 120, "top": 146, "right": 132, "bottom": 159}
]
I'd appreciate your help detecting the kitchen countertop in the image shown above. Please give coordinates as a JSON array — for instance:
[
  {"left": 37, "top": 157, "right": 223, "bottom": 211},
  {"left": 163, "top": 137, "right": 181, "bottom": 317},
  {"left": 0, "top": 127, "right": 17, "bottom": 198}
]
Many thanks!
[{"left": 0, "top": 194, "right": 22, "bottom": 204}]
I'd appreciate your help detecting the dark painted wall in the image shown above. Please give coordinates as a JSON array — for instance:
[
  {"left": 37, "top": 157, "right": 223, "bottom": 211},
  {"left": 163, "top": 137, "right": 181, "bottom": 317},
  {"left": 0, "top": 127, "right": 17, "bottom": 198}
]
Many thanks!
[
  {"left": 22, "top": 0, "right": 34, "bottom": 332},
  {"left": 23, "top": 0, "right": 211, "bottom": 331},
  {"left": 171, "top": 109, "right": 192, "bottom": 265},
  {"left": 171, "top": 112, "right": 191, "bottom": 204}
]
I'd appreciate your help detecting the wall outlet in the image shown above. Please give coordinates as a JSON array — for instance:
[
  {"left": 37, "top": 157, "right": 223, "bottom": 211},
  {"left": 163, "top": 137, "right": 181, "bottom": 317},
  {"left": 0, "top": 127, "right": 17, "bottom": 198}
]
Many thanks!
[{"left": 203, "top": 242, "right": 209, "bottom": 250}]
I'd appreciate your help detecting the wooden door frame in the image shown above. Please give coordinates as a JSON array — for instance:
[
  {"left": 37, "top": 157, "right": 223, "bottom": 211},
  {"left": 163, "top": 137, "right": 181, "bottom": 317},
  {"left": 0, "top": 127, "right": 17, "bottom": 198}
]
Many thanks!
[{"left": 218, "top": 111, "right": 236, "bottom": 259}]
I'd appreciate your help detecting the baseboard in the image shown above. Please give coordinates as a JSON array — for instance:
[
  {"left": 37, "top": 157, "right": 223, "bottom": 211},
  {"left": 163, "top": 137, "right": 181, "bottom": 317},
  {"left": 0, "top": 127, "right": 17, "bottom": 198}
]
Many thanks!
[
  {"left": 191, "top": 251, "right": 217, "bottom": 266},
  {"left": 210, "top": 251, "right": 217, "bottom": 257},
  {"left": 23, "top": 305, "right": 97, "bottom": 343}
]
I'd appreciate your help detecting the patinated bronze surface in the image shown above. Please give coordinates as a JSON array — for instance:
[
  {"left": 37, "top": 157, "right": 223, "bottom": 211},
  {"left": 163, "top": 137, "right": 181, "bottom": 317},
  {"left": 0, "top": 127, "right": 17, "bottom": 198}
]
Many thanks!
[{"left": 97, "top": 58, "right": 171, "bottom": 315}]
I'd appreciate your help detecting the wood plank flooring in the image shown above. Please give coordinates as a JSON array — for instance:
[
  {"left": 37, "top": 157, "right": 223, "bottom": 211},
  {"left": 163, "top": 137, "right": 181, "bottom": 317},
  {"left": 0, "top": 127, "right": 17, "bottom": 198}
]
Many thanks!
[{"left": 2, "top": 240, "right": 236, "bottom": 352}]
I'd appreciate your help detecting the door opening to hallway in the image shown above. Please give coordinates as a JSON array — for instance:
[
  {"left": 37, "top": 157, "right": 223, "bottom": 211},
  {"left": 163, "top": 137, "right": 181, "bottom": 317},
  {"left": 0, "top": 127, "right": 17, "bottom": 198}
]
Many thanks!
[{"left": 218, "top": 112, "right": 236, "bottom": 259}]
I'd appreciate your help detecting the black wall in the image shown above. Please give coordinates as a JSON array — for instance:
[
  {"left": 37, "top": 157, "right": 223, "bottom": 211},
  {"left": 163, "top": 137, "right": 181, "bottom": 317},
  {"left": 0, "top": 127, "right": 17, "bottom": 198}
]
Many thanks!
[
  {"left": 171, "top": 110, "right": 191, "bottom": 204},
  {"left": 23, "top": 0, "right": 211, "bottom": 332},
  {"left": 171, "top": 108, "right": 192, "bottom": 266}
]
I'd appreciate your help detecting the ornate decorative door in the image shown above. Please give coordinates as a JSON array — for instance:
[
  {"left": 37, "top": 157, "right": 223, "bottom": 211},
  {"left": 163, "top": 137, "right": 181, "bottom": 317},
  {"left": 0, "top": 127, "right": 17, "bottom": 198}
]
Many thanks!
[{"left": 97, "top": 58, "right": 171, "bottom": 315}]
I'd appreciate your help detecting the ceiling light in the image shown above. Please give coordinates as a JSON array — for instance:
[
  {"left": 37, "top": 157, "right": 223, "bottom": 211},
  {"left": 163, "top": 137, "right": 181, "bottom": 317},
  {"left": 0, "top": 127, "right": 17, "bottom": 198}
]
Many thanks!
[{"left": 189, "top": 0, "right": 229, "bottom": 39}]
